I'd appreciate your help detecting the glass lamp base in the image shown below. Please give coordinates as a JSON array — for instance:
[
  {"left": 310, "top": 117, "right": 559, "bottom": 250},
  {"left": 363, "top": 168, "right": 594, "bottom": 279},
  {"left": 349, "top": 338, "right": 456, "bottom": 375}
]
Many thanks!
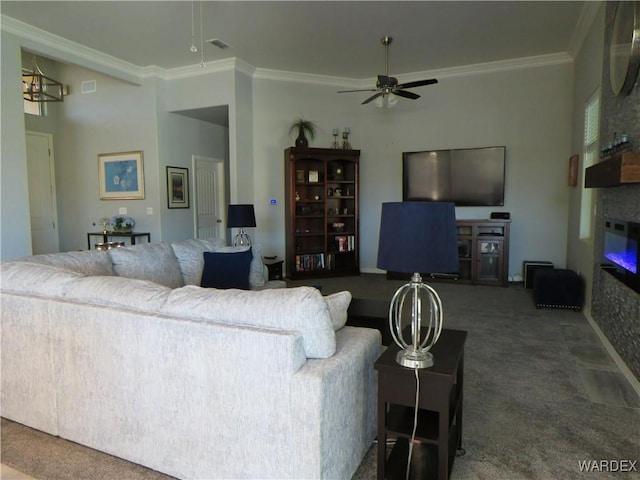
[
  {"left": 395, "top": 349, "right": 434, "bottom": 369},
  {"left": 233, "top": 229, "right": 252, "bottom": 247}
]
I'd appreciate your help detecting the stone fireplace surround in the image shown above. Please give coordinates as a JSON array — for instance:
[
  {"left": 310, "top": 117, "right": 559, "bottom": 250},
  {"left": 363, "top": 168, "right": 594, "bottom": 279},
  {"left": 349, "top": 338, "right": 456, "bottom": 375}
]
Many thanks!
[{"left": 591, "top": 2, "right": 640, "bottom": 381}]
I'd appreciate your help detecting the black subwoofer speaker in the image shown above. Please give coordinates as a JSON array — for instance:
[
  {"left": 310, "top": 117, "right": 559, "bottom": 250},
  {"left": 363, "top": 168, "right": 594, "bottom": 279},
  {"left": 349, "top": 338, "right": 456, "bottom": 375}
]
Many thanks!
[{"left": 533, "top": 269, "right": 584, "bottom": 311}]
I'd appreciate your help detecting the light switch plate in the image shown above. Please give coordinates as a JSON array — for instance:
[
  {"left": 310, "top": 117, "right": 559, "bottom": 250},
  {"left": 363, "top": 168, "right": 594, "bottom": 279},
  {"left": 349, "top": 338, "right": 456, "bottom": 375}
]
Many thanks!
[{"left": 119, "top": 207, "right": 127, "bottom": 214}]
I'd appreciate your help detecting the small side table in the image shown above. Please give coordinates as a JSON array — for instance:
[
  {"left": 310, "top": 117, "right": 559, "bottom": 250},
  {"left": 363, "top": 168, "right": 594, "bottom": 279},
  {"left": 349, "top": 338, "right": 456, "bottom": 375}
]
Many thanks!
[
  {"left": 263, "top": 259, "right": 284, "bottom": 281},
  {"left": 375, "top": 328, "right": 467, "bottom": 480},
  {"left": 87, "top": 232, "right": 151, "bottom": 250}
]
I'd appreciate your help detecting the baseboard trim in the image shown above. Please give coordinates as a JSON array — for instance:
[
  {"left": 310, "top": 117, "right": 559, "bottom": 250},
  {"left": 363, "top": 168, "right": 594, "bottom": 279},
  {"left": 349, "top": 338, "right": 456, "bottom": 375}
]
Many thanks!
[{"left": 583, "top": 307, "right": 640, "bottom": 398}]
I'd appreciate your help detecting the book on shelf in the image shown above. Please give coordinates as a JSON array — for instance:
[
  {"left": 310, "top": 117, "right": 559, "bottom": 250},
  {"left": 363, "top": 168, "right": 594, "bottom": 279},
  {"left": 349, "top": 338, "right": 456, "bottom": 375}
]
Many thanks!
[
  {"left": 295, "top": 253, "right": 327, "bottom": 272},
  {"left": 334, "top": 235, "right": 356, "bottom": 252}
]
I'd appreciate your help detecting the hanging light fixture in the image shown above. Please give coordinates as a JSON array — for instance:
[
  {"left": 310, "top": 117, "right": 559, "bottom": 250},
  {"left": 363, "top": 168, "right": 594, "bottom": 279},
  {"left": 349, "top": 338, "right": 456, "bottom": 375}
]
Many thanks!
[
  {"left": 188, "top": 1, "right": 206, "bottom": 67},
  {"left": 189, "top": 0, "right": 198, "bottom": 53},
  {"left": 22, "top": 57, "right": 64, "bottom": 103},
  {"left": 198, "top": 0, "right": 205, "bottom": 67}
]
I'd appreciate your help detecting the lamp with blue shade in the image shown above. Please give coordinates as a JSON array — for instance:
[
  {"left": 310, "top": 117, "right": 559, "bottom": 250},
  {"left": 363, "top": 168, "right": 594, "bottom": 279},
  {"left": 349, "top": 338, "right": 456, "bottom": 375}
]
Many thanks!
[
  {"left": 377, "top": 202, "right": 458, "bottom": 368},
  {"left": 227, "top": 204, "right": 256, "bottom": 246}
]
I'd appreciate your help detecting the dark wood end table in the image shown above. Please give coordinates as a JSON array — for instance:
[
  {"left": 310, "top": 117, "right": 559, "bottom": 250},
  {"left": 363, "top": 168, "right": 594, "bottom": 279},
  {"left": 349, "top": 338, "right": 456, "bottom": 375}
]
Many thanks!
[
  {"left": 263, "top": 259, "right": 284, "bottom": 281},
  {"left": 375, "top": 328, "right": 467, "bottom": 480},
  {"left": 346, "top": 298, "right": 392, "bottom": 346}
]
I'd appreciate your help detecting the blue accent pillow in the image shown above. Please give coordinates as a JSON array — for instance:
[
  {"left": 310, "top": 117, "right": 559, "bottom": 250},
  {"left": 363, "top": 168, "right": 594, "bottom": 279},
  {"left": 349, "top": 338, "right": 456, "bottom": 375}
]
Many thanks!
[{"left": 200, "top": 248, "right": 253, "bottom": 289}]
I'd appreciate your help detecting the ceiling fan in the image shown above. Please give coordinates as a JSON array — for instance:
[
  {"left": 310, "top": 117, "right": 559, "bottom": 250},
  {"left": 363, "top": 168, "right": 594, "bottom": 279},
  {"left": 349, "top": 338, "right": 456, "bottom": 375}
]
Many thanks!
[{"left": 338, "top": 36, "right": 438, "bottom": 105}]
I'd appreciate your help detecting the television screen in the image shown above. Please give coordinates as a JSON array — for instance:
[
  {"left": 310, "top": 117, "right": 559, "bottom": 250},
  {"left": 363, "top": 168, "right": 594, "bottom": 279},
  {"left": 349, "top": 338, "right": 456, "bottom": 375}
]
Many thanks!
[{"left": 403, "top": 146, "right": 505, "bottom": 206}]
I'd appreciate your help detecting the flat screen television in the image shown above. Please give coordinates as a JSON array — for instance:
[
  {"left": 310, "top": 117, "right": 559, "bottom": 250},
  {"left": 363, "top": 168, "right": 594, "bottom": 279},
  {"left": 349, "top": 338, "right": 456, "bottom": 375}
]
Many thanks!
[{"left": 403, "top": 146, "right": 506, "bottom": 206}]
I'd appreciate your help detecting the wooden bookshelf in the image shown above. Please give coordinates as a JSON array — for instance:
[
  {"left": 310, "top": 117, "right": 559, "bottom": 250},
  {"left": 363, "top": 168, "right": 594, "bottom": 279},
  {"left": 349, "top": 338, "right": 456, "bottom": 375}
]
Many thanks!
[{"left": 284, "top": 147, "right": 360, "bottom": 279}]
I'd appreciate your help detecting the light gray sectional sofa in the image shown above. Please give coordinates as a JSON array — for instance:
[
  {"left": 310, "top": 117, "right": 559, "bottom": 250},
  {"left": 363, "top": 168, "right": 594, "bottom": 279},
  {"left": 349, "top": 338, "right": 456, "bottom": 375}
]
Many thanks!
[{"left": 1, "top": 239, "right": 381, "bottom": 479}]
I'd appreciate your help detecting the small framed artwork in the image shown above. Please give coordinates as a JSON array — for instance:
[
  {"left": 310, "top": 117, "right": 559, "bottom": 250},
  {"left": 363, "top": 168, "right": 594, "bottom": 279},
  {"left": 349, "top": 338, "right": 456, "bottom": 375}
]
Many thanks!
[
  {"left": 166, "top": 166, "right": 190, "bottom": 209},
  {"left": 568, "top": 154, "right": 579, "bottom": 187},
  {"left": 98, "top": 150, "right": 145, "bottom": 200},
  {"left": 296, "top": 169, "right": 305, "bottom": 183},
  {"left": 308, "top": 170, "right": 319, "bottom": 183}
]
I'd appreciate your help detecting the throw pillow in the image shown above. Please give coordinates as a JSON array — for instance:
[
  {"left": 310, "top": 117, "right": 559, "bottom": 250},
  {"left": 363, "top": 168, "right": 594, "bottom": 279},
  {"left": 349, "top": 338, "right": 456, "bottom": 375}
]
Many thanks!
[
  {"left": 325, "top": 291, "right": 352, "bottom": 330},
  {"left": 213, "top": 244, "right": 266, "bottom": 288},
  {"left": 108, "top": 242, "right": 184, "bottom": 289},
  {"left": 171, "top": 238, "right": 225, "bottom": 285},
  {"left": 201, "top": 248, "right": 253, "bottom": 289}
]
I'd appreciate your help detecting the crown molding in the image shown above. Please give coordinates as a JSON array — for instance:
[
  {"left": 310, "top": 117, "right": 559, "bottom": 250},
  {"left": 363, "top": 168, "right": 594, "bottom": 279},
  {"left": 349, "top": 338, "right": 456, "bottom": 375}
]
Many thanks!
[
  {"left": 1, "top": 13, "right": 575, "bottom": 89},
  {"left": 252, "top": 67, "right": 361, "bottom": 89},
  {"left": 152, "top": 57, "right": 252, "bottom": 81},
  {"left": 398, "top": 52, "right": 573, "bottom": 83},
  {"left": 567, "top": 1, "right": 603, "bottom": 59},
  {"left": 1, "top": 15, "right": 143, "bottom": 85}
]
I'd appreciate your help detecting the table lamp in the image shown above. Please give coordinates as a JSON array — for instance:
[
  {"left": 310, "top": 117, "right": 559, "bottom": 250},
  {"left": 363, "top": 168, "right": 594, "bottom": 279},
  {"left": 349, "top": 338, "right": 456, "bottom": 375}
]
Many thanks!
[
  {"left": 227, "top": 204, "right": 256, "bottom": 246},
  {"left": 377, "top": 202, "right": 458, "bottom": 368}
]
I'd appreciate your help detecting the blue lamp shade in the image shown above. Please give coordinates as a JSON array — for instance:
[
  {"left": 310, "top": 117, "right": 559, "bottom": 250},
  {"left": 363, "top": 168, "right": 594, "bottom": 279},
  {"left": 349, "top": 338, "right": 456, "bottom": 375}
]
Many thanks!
[
  {"left": 377, "top": 202, "right": 458, "bottom": 274},
  {"left": 227, "top": 204, "right": 256, "bottom": 228}
]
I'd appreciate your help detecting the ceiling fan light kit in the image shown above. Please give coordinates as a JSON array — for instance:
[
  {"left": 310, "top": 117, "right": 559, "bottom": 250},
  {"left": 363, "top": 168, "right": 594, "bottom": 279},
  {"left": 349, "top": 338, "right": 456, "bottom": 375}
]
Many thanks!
[{"left": 338, "top": 36, "right": 438, "bottom": 107}]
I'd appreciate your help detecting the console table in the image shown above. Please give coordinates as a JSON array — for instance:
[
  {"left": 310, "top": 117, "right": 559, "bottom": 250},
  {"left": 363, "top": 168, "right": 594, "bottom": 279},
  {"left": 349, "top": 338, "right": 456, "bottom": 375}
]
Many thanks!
[
  {"left": 387, "top": 219, "right": 510, "bottom": 287},
  {"left": 87, "top": 232, "right": 151, "bottom": 250},
  {"left": 375, "top": 328, "right": 467, "bottom": 480}
]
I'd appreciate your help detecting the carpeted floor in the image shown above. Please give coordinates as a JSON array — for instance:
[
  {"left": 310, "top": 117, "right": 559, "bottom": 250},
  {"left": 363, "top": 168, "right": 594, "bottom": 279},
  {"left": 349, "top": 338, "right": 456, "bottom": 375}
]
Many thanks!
[{"left": 2, "top": 275, "right": 639, "bottom": 479}]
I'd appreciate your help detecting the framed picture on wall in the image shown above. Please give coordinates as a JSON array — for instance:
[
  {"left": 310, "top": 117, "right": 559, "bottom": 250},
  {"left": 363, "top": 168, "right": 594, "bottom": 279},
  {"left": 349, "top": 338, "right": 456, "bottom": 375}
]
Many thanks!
[
  {"left": 98, "top": 150, "right": 145, "bottom": 200},
  {"left": 166, "top": 166, "right": 190, "bottom": 209},
  {"left": 568, "top": 154, "right": 579, "bottom": 187}
]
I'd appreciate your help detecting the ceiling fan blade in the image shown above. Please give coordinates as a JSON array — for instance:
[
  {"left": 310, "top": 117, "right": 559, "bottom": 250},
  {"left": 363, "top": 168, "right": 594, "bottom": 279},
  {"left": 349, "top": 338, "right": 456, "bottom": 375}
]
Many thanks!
[
  {"left": 338, "top": 88, "right": 379, "bottom": 93},
  {"left": 396, "top": 78, "right": 438, "bottom": 89},
  {"left": 393, "top": 89, "right": 421, "bottom": 100},
  {"left": 362, "top": 92, "right": 383, "bottom": 105}
]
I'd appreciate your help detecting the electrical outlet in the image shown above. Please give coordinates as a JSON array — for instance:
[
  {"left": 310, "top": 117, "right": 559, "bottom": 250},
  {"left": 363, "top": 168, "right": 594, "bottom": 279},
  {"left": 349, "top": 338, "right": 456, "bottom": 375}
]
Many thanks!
[
  {"left": 146, "top": 207, "right": 153, "bottom": 215},
  {"left": 119, "top": 207, "right": 127, "bottom": 215}
]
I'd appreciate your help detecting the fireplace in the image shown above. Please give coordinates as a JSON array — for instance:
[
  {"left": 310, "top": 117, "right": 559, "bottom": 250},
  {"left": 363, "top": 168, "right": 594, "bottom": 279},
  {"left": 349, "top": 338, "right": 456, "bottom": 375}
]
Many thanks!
[{"left": 602, "top": 218, "right": 640, "bottom": 293}]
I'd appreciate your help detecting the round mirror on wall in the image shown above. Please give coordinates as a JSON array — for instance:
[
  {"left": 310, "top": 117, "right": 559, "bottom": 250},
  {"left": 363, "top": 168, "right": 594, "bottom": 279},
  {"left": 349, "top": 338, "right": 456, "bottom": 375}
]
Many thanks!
[{"left": 610, "top": 1, "right": 640, "bottom": 95}]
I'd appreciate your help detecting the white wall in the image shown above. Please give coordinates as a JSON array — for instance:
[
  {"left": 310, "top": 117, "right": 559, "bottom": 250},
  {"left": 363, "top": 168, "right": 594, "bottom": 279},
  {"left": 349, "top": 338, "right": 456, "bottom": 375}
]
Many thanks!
[
  {"left": 252, "top": 79, "right": 357, "bottom": 257},
  {"left": 253, "top": 61, "right": 575, "bottom": 276},
  {"left": 54, "top": 65, "right": 160, "bottom": 251},
  {"left": 566, "top": 3, "right": 605, "bottom": 309},
  {"left": 1, "top": 31, "right": 31, "bottom": 260},
  {"left": 157, "top": 111, "right": 228, "bottom": 243}
]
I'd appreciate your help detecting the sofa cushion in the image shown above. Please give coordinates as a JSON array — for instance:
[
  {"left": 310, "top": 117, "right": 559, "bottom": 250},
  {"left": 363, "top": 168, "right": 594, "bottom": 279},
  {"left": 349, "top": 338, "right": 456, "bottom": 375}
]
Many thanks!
[
  {"left": 0, "top": 262, "right": 84, "bottom": 297},
  {"left": 62, "top": 276, "right": 171, "bottom": 311},
  {"left": 201, "top": 249, "right": 252, "bottom": 290},
  {"left": 161, "top": 285, "right": 336, "bottom": 358},
  {"left": 213, "top": 244, "right": 266, "bottom": 288},
  {"left": 108, "top": 242, "right": 184, "bottom": 289},
  {"left": 171, "top": 238, "right": 226, "bottom": 285},
  {"left": 17, "top": 250, "right": 115, "bottom": 277},
  {"left": 325, "top": 291, "right": 352, "bottom": 330}
]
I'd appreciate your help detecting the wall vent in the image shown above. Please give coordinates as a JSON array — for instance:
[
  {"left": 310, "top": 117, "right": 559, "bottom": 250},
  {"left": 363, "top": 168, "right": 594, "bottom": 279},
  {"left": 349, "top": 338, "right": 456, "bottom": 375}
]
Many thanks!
[{"left": 81, "top": 80, "right": 97, "bottom": 94}]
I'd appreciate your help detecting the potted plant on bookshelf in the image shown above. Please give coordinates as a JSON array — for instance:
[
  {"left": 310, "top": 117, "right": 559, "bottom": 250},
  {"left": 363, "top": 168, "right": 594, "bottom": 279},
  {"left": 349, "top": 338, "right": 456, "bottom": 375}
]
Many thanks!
[{"left": 289, "top": 118, "right": 317, "bottom": 148}]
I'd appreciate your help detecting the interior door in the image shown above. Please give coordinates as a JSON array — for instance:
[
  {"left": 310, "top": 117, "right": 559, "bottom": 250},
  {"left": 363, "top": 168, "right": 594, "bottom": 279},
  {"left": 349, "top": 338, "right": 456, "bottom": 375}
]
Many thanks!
[
  {"left": 26, "top": 131, "right": 59, "bottom": 254},
  {"left": 193, "top": 155, "right": 226, "bottom": 239}
]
